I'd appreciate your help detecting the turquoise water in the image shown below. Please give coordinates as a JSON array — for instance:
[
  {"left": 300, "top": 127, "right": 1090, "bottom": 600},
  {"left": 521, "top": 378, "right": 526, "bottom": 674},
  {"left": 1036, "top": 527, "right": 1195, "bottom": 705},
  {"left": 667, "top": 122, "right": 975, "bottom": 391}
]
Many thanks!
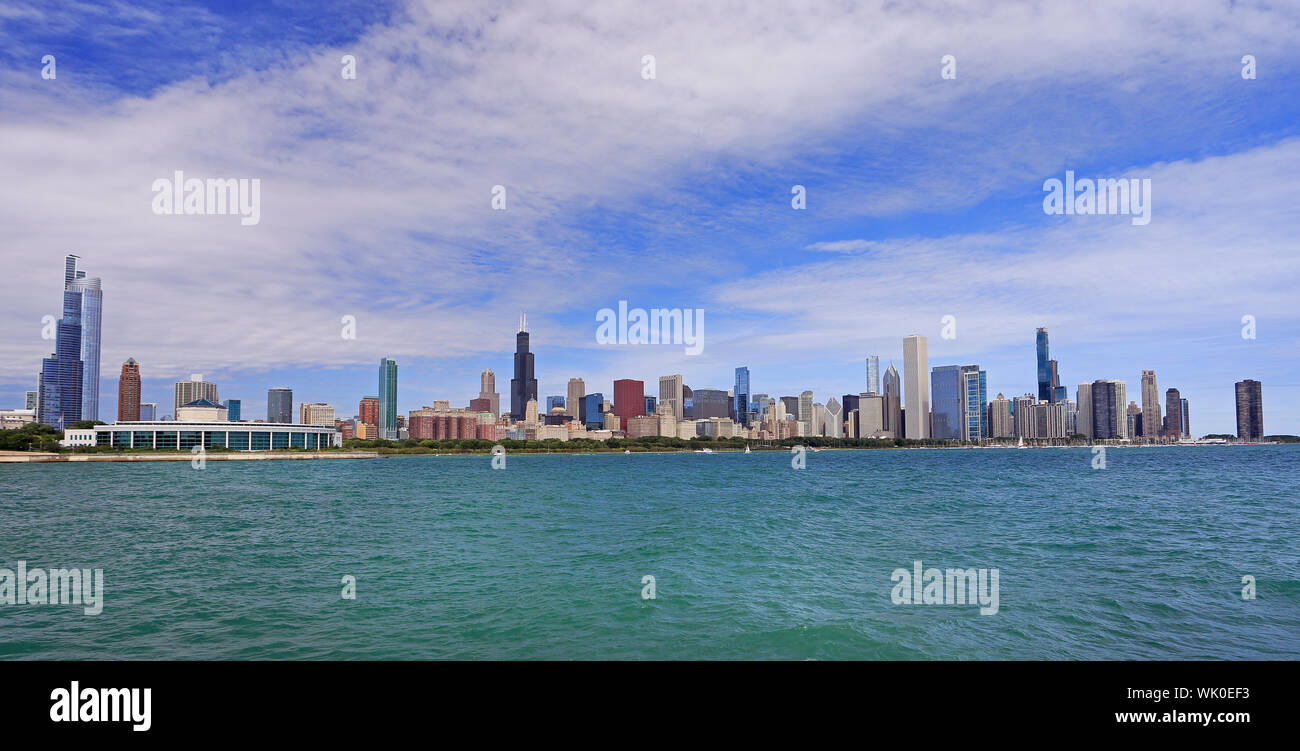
[{"left": 2, "top": 446, "right": 1297, "bottom": 659}]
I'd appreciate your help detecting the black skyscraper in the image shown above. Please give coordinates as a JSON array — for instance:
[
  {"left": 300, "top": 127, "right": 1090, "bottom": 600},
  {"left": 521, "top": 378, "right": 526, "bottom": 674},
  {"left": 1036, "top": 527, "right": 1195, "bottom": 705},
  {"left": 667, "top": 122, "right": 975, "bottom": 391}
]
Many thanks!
[
  {"left": 1235, "top": 379, "right": 1263, "bottom": 440},
  {"left": 510, "top": 314, "right": 538, "bottom": 421}
]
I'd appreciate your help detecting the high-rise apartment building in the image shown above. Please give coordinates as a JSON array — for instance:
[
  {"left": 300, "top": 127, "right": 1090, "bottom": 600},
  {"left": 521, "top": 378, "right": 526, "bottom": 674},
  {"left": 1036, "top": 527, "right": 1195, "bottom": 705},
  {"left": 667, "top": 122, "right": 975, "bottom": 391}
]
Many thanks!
[
  {"left": 1036, "top": 328, "right": 1052, "bottom": 403},
  {"left": 989, "top": 394, "right": 1013, "bottom": 438},
  {"left": 1181, "top": 398, "right": 1190, "bottom": 438},
  {"left": 1163, "top": 388, "right": 1182, "bottom": 438},
  {"left": 69, "top": 268, "right": 103, "bottom": 421},
  {"left": 961, "top": 365, "right": 988, "bottom": 441},
  {"left": 37, "top": 255, "right": 89, "bottom": 429},
  {"left": 1235, "top": 380, "right": 1263, "bottom": 440},
  {"left": 377, "top": 357, "right": 398, "bottom": 439},
  {"left": 1090, "top": 380, "right": 1127, "bottom": 439},
  {"left": 117, "top": 358, "right": 141, "bottom": 422},
  {"left": 174, "top": 374, "right": 218, "bottom": 417},
  {"left": 267, "top": 387, "right": 293, "bottom": 424},
  {"left": 359, "top": 396, "right": 379, "bottom": 426},
  {"left": 510, "top": 314, "right": 538, "bottom": 421},
  {"left": 903, "top": 335, "right": 929, "bottom": 439},
  {"left": 1075, "top": 382, "right": 1093, "bottom": 439},
  {"left": 1140, "top": 369, "right": 1162, "bottom": 440}
]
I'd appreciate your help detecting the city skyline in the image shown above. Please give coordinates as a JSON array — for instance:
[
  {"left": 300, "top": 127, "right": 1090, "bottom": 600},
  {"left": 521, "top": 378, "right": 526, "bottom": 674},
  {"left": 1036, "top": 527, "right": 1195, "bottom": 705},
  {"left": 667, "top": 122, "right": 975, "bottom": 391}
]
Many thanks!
[{"left": 3, "top": 4, "right": 1298, "bottom": 433}]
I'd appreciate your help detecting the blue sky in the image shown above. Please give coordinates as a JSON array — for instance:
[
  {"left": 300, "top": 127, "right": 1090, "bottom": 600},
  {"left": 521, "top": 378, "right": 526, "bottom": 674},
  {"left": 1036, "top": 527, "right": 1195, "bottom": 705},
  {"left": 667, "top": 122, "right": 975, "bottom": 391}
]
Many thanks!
[{"left": 2, "top": 0, "right": 1298, "bottom": 433}]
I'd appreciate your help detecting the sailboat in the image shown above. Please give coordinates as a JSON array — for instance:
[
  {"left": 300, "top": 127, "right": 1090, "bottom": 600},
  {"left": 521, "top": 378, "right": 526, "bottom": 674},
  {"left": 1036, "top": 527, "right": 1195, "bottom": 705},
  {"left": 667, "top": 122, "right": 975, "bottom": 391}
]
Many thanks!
[
  {"left": 1017, "top": 436, "right": 1026, "bottom": 449},
  {"left": 744, "top": 444, "right": 751, "bottom": 454}
]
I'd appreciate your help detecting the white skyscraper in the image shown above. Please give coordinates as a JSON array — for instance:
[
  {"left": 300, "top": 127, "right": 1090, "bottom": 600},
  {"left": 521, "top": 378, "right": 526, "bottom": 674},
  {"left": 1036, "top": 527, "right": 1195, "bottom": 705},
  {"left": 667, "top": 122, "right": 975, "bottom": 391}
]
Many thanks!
[{"left": 903, "top": 334, "right": 930, "bottom": 439}]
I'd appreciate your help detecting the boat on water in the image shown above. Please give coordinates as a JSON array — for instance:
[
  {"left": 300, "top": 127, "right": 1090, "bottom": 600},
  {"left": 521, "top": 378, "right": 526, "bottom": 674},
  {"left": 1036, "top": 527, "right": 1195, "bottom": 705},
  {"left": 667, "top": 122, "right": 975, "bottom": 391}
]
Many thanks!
[
  {"left": 1017, "top": 436, "right": 1026, "bottom": 449},
  {"left": 744, "top": 445, "right": 751, "bottom": 454},
  {"left": 695, "top": 448, "right": 713, "bottom": 454}
]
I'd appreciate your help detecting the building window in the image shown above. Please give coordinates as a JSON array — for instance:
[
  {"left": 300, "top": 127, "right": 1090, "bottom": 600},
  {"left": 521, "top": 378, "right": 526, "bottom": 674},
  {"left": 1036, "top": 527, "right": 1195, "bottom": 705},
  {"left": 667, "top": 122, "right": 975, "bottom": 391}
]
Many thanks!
[{"left": 229, "top": 432, "right": 250, "bottom": 451}]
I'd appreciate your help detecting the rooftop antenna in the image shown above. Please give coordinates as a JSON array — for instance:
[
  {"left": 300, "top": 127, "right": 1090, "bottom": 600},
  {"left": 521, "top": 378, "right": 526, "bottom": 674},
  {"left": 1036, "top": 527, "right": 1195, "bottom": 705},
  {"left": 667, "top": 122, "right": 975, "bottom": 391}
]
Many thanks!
[{"left": 519, "top": 312, "right": 527, "bottom": 333}]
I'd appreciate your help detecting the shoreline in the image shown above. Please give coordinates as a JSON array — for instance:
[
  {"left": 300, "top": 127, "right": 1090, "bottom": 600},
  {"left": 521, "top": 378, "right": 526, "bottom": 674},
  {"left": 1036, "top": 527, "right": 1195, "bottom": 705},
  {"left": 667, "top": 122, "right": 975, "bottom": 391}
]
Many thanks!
[{"left": 0, "top": 451, "right": 380, "bottom": 463}]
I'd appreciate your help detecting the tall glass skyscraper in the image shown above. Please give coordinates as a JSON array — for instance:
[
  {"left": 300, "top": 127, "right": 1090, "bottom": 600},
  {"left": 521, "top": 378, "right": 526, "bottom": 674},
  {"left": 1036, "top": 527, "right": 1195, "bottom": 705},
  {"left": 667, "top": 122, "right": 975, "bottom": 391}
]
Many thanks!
[
  {"left": 37, "top": 255, "right": 88, "bottom": 429},
  {"left": 70, "top": 272, "right": 102, "bottom": 421},
  {"left": 930, "top": 365, "right": 964, "bottom": 440},
  {"left": 961, "top": 365, "right": 988, "bottom": 441},
  {"left": 582, "top": 392, "right": 604, "bottom": 427},
  {"left": 865, "top": 355, "right": 880, "bottom": 395},
  {"left": 1036, "top": 328, "right": 1052, "bottom": 403},
  {"left": 378, "top": 357, "right": 398, "bottom": 439},
  {"left": 734, "top": 367, "right": 750, "bottom": 426},
  {"left": 223, "top": 399, "right": 242, "bottom": 422},
  {"left": 510, "top": 314, "right": 537, "bottom": 421}
]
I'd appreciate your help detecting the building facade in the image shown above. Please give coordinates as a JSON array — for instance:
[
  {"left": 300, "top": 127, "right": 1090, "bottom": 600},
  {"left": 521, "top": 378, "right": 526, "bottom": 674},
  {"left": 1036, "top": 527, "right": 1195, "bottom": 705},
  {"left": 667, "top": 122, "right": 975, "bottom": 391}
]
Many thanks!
[
  {"left": 117, "top": 358, "right": 141, "bottom": 422},
  {"left": 1235, "top": 380, "right": 1263, "bottom": 440},
  {"left": 903, "top": 335, "right": 929, "bottom": 439}
]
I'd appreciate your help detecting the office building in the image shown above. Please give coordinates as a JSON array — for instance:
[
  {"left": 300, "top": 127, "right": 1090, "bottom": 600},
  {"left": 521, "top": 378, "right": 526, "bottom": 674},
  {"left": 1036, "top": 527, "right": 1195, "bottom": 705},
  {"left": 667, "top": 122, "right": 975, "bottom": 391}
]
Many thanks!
[
  {"left": 865, "top": 355, "right": 880, "bottom": 395},
  {"left": 510, "top": 314, "right": 538, "bottom": 421},
  {"left": 930, "top": 365, "right": 964, "bottom": 440},
  {"left": 70, "top": 269, "right": 102, "bottom": 421},
  {"left": 265, "top": 387, "right": 293, "bottom": 424},
  {"left": 117, "top": 358, "right": 141, "bottom": 422},
  {"left": 659, "top": 374, "right": 684, "bottom": 421},
  {"left": 566, "top": 377, "right": 584, "bottom": 421},
  {"left": 174, "top": 374, "right": 218, "bottom": 417},
  {"left": 583, "top": 393, "right": 605, "bottom": 428},
  {"left": 1235, "top": 380, "right": 1263, "bottom": 440},
  {"left": 858, "top": 394, "right": 885, "bottom": 437},
  {"left": 882, "top": 363, "right": 902, "bottom": 438},
  {"left": 961, "top": 365, "right": 988, "bottom": 441},
  {"left": 734, "top": 367, "right": 750, "bottom": 426},
  {"left": 903, "top": 335, "right": 929, "bottom": 439},
  {"left": 613, "top": 379, "right": 645, "bottom": 423},
  {"left": 1181, "top": 398, "right": 1190, "bottom": 438},
  {"left": 479, "top": 369, "right": 500, "bottom": 417},
  {"left": 223, "top": 399, "right": 241, "bottom": 422},
  {"left": 300, "top": 403, "right": 334, "bottom": 426},
  {"left": 693, "top": 388, "right": 730, "bottom": 420}
]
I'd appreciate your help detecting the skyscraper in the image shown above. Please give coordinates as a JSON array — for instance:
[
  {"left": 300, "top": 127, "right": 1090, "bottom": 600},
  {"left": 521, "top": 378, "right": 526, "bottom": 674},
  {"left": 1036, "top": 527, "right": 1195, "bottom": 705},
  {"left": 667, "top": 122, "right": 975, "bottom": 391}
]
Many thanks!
[
  {"left": 174, "top": 374, "right": 218, "bottom": 416},
  {"left": 1235, "top": 380, "right": 1263, "bottom": 440},
  {"left": 479, "top": 369, "right": 500, "bottom": 417},
  {"left": 1076, "top": 383, "right": 1093, "bottom": 439},
  {"left": 659, "top": 374, "right": 684, "bottom": 421},
  {"left": 734, "top": 366, "right": 750, "bottom": 426},
  {"left": 865, "top": 356, "right": 880, "bottom": 395},
  {"left": 1036, "top": 328, "right": 1052, "bottom": 403},
  {"left": 582, "top": 393, "right": 605, "bottom": 427},
  {"left": 882, "top": 362, "right": 902, "bottom": 438},
  {"left": 1091, "top": 380, "right": 1127, "bottom": 439},
  {"left": 70, "top": 269, "right": 102, "bottom": 421},
  {"left": 359, "top": 396, "right": 379, "bottom": 426},
  {"left": 223, "top": 399, "right": 241, "bottom": 422},
  {"left": 37, "top": 255, "right": 87, "bottom": 429},
  {"left": 903, "top": 335, "right": 930, "bottom": 439},
  {"left": 25, "top": 391, "right": 38, "bottom": 411},
  {"left": 139, "top": 402, "right": 156, "bottom": 421},
  {"left": 566, "top": 378, "right": 585, "bottom": 421},
  {"left": 798, "top": 390, "right": 814, "bottom": 435},
  {"left": 613, "top": 379, "right": 645, "bottom": 423},
  {"left": 510, "top": 314, "right": 537, "bottom": 421},
  {"left": 989, "top": 394, "right": 1013, "bottom": 438},
  {"left": 1140, "top": 369, "right": 1161, "bottom": 440},
  {"left": 378, "top": 358, "right": 398, "bottom": 439},
  {"left": 267, "top": 387, "right": 293, "bottom": 424},
  {"left": 546, "top": 395, "right": 566, "bottom": 413},
  {"left": 1180, "top": 398, "right": 1189, "bottom": 438},
  {"left": 1163, "top": 388, "right": 1182, "bottom": 438},
  {"left": 117, "top": 358, "right": 140, "bottom": 422},
  {"left": 961, "top": 365, "right": 988, "bottom": 441},
  {"left": 930, "top": 366, "right": 964, "bottom": 440}
]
